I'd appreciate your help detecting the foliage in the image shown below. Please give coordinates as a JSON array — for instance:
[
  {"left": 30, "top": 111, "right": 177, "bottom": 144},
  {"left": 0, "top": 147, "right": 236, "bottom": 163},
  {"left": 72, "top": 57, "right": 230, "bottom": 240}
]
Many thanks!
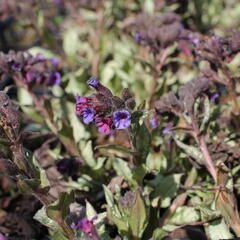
[{"left": 1, "top": 0, "right": 240, "bottom": 239}]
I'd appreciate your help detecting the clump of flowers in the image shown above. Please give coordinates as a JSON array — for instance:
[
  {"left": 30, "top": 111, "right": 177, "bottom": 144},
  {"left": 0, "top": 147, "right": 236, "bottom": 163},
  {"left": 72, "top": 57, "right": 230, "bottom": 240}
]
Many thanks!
[
  {"left": 76, "top": 77, "right": 136, "bottom": 134},
  {"left": 0, "top": 50, "right": 62, "bottom": 87}
]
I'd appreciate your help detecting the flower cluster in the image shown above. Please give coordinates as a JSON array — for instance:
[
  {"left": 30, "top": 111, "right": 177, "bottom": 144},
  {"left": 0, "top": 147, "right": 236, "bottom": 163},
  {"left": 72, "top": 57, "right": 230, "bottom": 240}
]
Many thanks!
[
  {"left": 154, "top": 77, "right": 215, "bottom": 135},
  {"left": 0, "top": 51, "right": 62, "bottom": 87},
  {"left": 76, "top": 77, "right": 135, "bottom": 134}
]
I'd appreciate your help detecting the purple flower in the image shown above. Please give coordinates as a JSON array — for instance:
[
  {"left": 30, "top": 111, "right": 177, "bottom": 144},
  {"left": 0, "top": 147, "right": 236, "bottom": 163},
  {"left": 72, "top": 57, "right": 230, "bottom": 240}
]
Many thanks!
[
  {"left": 135, "top": 30, "right": 142, "bottom": 44},
  {"left": 113, "top": 110, "right": 131, "bottom": 129},
  {"left": 51, "top": 57, "right": 59, "bottom": 65},
  {"left": 149, "top": 117, "right": 159, "bottom": 129},
  {"left": 210, "top": 93, "right": 219, "bottom": 102},
  {"left": 12, "top": 62, "right": 22, "bottom": 71},
  {"left": 83, "top": 108, "right": 96, "bottom": 124},
  {"left": 49, "top": 72, "right": 61, "bottom": 86},
  {"left": 36, "top": 53, "right": 46, "bottom": 62},
  {"left": 71, "top": 216, "right": 98, "bottom": 234},
  {"left": 87, "top": 76, "right": 99, "bottom": 88},
  {"left": 162, "top": 124, "right": 174, "bottom": 136}
]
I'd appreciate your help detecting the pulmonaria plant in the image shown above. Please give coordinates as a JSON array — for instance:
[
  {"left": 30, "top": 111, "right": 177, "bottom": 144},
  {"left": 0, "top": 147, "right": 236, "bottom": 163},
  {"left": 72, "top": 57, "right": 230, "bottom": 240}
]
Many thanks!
[
  {"left": 155, "top": 77, "right": 218, "bottom": 179},
  {"left": 134, "top": 12, "right": 193, "bottom": 55},
  {"left": 192, "top": 31, "right": 240, "bottom": 113},
  {"left": 76, "top": 77, "right": 136, "bottom": 134},
  {"left": 194, "top": 31, "right": 240, "bottom": 67},
  {"left": 0, "top": 50, "right": 62, "bottom": 88}
]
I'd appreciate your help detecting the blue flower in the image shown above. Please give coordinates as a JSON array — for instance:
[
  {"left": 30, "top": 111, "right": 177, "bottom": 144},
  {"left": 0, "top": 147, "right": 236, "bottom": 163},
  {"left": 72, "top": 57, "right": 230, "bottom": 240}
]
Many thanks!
[
  {"left": 113, "top": 110, "right": 131, "bottom": 129},
  {"left": 87, "top": 76, "right": 99, "bottom": 88},
  {"left": 83, "top": 108, "right": 96, "bottom": 124},
  {"left": 49, "top": 72, "right": 61, "bottom": 86}
]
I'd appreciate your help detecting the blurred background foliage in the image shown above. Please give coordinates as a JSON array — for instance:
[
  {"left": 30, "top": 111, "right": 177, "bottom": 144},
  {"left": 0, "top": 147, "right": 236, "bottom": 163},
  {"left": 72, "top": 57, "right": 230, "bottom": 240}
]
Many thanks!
[{"left": 1, "top": 0, "right": 240, "bottom": 239}]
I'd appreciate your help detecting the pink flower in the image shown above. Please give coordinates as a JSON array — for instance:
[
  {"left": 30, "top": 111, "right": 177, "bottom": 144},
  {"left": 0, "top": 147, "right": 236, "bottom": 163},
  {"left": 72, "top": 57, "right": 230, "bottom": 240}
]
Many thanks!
[{"left": 96, "top": 117, "right": 112, "bottom": 134}]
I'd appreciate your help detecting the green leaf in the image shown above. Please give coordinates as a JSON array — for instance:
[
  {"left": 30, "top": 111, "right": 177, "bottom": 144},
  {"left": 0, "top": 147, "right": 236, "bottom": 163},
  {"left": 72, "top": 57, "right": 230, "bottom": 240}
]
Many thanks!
[
  {"left": 103, "top": 185, "right": 121, "bottom": 218},
  {"left": 149, "top": 174, "right": 182, "bottom": 208},
  {"left": 103, "top": 185, "right": 129, "bottom": 236},
  {"left": 134, "top": 122, "right": 151, "bottom": 163},
  {"left": 142, "top": 0, "right": 154, "bottom": 14},
  {"left": 34, "top": 206, "right": 60, "bottom": 231},
  {"left": 132, "top": 164, "right": 147, "bottom": 185},
  {"left": 95, "top": 144, "right": 137, "bottom": 154},
  {"left": 146, "top": 152, "right": 167, "bottom": 172},
  {"left": 52, "top": 231, "right": 68, "bottom": 240},
  {"left": 79, "top": 140, "right": 96, "bottom": 168},
  {"left": 129, "top": 190, "right": 148, "bottom": 239},
  {"left": 68, "top": 174, "right": 93, "bottom": 191},
  {"left": 31, "top": 154, "right": 50, "bottom": 189},
  {"left": 63, "top": 26, "right": 80, "bottom": 57},
  {"left": 205, "top": 218, "right": 233, "bottom": 240},
  {"left": 200, "top": 97, "right": 211, "bottom": 132},
  {"left": 28, "top": 47, "right": 57, "bottom": 59},
  {"left": 173, "top": 136, "right": 204, "bottom": 165},
  {"left": 46, "top": 191, "right": 74, "bottom": 220},
  {"left": 113, "top": 158, "right": 137, "bottom": 187},
  {"left": 18, "top": 88, "right": 43, "bottom": 122},
  {"left": 103, "top": 185, "right": 115, "bottom": 208},
  {"left": 152, "top": 228, "right": 168, "bottom": 240},
  {"left": 169, "top": 206, "right": 200, "bottom": 225},
  {"left": 34, "top": 206, "right": 68, "bottom": 240},
  {"left": 86, "top": 200, "right": 98, "bottom": 219}
]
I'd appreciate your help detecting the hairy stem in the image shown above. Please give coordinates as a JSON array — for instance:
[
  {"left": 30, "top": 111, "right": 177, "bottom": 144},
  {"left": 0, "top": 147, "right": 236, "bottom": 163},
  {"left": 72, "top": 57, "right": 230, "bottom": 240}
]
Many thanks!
[{"left": 199, "top": 135, "right": 217, "bottom": 183}]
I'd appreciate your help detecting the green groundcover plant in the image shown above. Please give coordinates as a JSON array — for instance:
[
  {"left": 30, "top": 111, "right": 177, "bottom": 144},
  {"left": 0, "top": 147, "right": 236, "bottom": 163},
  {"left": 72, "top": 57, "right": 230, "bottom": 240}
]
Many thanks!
[{"left": 1, "top": 1, "right": 240, "bottom": 240}]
